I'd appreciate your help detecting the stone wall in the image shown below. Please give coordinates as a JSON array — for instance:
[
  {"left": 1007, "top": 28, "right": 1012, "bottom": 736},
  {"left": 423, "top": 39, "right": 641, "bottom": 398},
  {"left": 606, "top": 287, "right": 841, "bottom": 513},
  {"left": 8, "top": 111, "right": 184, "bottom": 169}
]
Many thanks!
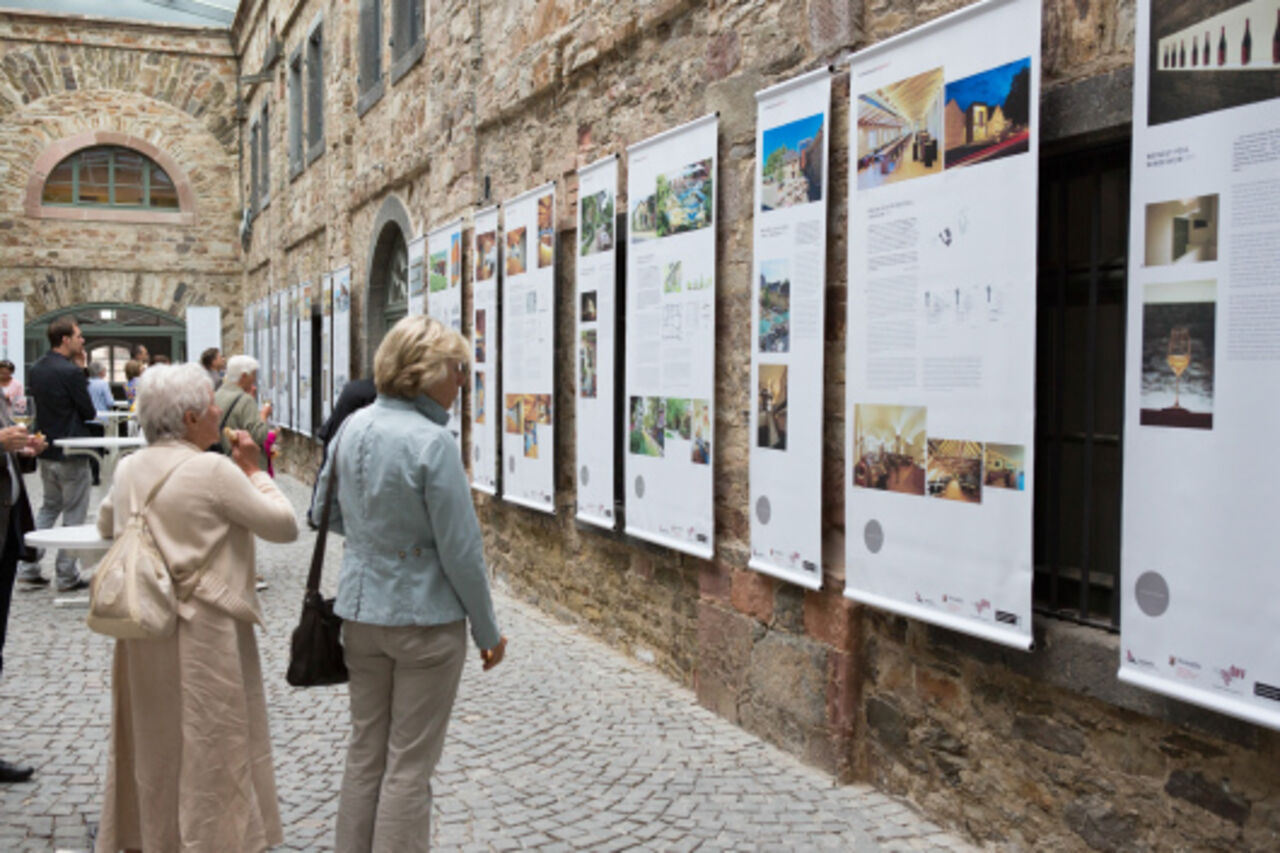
[
  {"left": 0, "top": 10, "right": 242, "bottom": 341},
  {"left": 235, "top": 0, "right": 1279, "bottom": 849}
]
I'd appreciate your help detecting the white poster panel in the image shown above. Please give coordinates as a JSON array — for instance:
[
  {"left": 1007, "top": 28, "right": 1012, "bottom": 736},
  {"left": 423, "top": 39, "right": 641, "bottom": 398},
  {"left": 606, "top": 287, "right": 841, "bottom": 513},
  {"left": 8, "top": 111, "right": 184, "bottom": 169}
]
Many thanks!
[
  {"left": 624, "top": 114, "right": 718, "bottom": 558},
  {"left": 256, "top": 299, "right": 267, "bottom": 394},
  {"left": 575, "top": 155, "right": 619, "bottom": 528},
  {"left": 844, "top": 0, "right": 1040, "bottom": 649},
  {"left": 471, "top": 205, "right": 500, "bottom": 495},
  {"left": 332, "top": 265, "right": 352, "bottom": 406},
  {"left": 427, "top": 219, "right": 465, "bottom": 446},
  {"left": 242, "top": 300, "right": 251, "bottom": 358},
  {"left": 0, "top": 303, "right": 24, "bottom": 385},
  {"left": 286, "top": 285, "right": 298, "bottom": 432},
  {"left": 298, "top": 282, "right": 313, "bottom": 437},
  {"left": 1119, "top": 0, "right": 1280, "bottom": 730},
  {"left": 185, "top": 306, "right": 221, "bottom": 366},
  {"left": 749, "top": 68, "right": 832, "bottom": 590},
  {"left": 321, "top": 272, "right": 333, "bottom": 422},
  {"left": 272, "top": 290, "right": 284, "bottom": 427},
  {"left": 407, "top": 235, "right": 426, "bottom": 317},
  {"left": 499, "top": 184, "right": 556, "bottom": 513}
]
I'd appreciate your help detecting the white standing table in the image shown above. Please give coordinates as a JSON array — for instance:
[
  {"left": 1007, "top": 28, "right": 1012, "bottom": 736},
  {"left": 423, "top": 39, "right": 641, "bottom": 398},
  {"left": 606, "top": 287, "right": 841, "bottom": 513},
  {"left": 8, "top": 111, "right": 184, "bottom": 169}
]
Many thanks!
[{"left": 54, "top": 436, "right": 146, "bottom": 484}]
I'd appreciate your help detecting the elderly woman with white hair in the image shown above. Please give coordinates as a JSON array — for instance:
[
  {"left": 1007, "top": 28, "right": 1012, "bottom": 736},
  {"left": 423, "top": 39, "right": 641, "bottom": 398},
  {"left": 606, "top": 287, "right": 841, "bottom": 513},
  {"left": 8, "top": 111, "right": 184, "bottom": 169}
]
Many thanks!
[
  {"left": 93, "top": 363, "right": 298, "bottom": 853},
  {"left": 214, "top": 353, "right": 273, "bottom": 464},
  {"left": 312, "top": 315, "right": 506, "bottom": 852}
]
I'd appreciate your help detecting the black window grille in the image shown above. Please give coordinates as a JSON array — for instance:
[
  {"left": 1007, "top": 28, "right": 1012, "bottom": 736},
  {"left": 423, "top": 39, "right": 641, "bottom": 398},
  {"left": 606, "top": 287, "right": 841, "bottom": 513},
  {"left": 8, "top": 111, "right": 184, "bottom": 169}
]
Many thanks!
[{"left": 1033, "top": 141, "right": 1131, "bottom": 631}]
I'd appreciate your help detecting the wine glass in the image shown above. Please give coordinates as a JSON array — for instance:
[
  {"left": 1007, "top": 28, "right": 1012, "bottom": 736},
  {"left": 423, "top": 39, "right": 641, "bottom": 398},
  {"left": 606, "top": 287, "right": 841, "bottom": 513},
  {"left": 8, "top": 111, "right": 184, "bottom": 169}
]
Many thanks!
[
  {"left": 12, "top": 395, "right": 34, "bottom": 429},
  {"left": 1166, "top": 326, "right": 1192, "bottom": 408}
]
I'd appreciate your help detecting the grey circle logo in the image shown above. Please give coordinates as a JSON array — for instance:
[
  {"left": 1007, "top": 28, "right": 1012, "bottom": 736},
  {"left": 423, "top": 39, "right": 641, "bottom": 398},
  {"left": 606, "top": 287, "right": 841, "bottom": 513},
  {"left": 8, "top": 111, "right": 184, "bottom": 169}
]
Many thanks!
[
  {"left": 580, "top": 465, "right": 589, "bottom": 486},
  {"left": 864, "top": 520, "right": 884, "bottom": 553},
  {"left": 635, "top": 476, "right": 645, "bottom": 498},
  {"left": 474, "top": 445, "right": 481, "bottom": 462},
  {"left": 1134, "top": 571, "right": 1170, "bottom": 617},
  {"left": 756, "top": 496, "right": 771, "bottom": 525},
  {"left": 508, "top": 456, "right": 516, "bottom": 473}
]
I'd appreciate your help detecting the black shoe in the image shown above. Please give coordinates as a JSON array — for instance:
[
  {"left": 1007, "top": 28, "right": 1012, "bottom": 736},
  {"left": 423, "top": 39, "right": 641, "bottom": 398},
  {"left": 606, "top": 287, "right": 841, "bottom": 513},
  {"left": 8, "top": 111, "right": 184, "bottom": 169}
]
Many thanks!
[
  {"left": 17, "top": 575, "right": 49, "bottom": 588},
  {"left": 0, "top": 758, "right": 34, "bottom": 783},
  {"left": 56, "top": 578, "right": 90, "bottom": 593}
]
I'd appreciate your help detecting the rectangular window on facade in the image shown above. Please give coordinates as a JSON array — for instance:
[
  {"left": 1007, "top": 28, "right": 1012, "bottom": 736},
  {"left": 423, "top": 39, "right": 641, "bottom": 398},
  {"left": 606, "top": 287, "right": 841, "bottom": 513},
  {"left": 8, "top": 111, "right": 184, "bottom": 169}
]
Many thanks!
[
  {"left": 306, "top": 22, "right": 324, "bottom": 160},
  {"left": 390, "top": 0, "right": 424, "bottom": 83},
  {"left": 358, "top": 0, "right": 382, "bottom": 111},
  {"left": 259, "top": 101, "right": 270, "bottom": 207},
  {"left": 249, "top": 119, "right": 260, "bottom": 214},
  {"left": 288, "top": 49, "right": 303, "bottom": 177}
]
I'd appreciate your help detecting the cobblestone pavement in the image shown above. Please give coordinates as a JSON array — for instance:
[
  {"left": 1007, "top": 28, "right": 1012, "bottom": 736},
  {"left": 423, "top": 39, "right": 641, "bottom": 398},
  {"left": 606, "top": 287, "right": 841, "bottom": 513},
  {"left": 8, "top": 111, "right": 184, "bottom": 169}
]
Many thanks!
[{"left": 1, "top": 473, "right": 978, "bottom": 852}]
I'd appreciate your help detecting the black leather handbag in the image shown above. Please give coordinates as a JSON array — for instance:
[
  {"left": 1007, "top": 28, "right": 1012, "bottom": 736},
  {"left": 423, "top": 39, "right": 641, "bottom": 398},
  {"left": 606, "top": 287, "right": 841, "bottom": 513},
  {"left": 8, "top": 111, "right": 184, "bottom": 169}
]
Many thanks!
[{"left": 286, "top": 446, "right": 348, "bottom": 687}]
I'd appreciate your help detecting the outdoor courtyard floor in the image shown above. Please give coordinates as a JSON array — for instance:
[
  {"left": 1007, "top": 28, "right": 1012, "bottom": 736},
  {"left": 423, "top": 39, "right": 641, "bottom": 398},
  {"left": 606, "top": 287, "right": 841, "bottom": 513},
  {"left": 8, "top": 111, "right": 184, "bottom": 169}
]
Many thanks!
[{"left": 1, "top": 472, "right": 977, "bottom": 852}]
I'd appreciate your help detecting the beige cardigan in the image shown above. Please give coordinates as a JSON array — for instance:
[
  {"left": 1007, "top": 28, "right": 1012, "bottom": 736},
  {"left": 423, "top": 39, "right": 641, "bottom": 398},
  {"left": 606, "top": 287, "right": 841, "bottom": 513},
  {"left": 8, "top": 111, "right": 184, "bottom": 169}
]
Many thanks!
[{"left": 96, "top": 439, "right": 298, "bottom": 622}]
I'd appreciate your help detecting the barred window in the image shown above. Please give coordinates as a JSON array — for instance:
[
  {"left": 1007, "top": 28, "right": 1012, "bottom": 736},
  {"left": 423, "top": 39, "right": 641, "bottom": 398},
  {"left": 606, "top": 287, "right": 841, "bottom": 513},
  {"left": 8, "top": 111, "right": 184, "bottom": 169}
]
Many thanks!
[{"left": 259, "top": 100, "right": 271, "bottom": 207}]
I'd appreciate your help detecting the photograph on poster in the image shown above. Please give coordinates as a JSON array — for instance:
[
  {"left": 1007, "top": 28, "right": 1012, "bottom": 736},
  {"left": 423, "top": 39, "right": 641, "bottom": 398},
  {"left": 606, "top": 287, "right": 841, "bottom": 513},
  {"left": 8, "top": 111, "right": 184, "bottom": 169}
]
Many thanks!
[
  {"left": 506, "top": 227, "right": 527, "bottom": 275},
  {"left": 581, "top": 190, "right": 615, "bottom": 256},
  {"left": 525, "top": 290, "right": 538, "bottom": 313},
  {"left": 429, "top": 249, "right": 449, "bottom": 293},
  {"left": 524, "top": 393, "right": 553, "bottom": 425},
  {"left": 524, "top": 418, "right": 539, "bottom": 458},
  {"left": 631, "top": 194, "right": 658, "bottom": 243},
  {"left": 687, "top": 270, "right": 713, "bottom": 291},
  {"left": 537, "top": 194, "right": 555, "bottom": 268},
  {"left": 692, "top": 399, "right": 711, "bottom": 464},
  {"left": 409, "top": 258, "right": 424, "bottom": 297},
  {"left": 475, "top": 309, "right": 487, "bottom": 363},
  {"left": 942, "top": 56, "right": 1032, "bottom": 169},
  {"left": 475, "top": 372, "right": 486, "bottom": 424},
  {"left": 664, "top": 261, "right": 682, "bottom": 294},
  {"left": 630, "top": 396, "right": 665, "bottom": 457},
  {"left": 580, "top": 330, "right": 598, "bottom": 398},
  {"left": 657, "top": 159, "right": 713, "bottom": 237},
  {"left": 477, "top": 230, "right": 498, "bottom": 280},
  {"left": 757, "top": 364, "right": 788, "bottom": 451},
  {"left": 984, "top": 443, "right": 1025, "bottom": 490},
  {"left": 505, "top": 394, "right": 523, "bottom": 434},
  {"left": 337, "top": 280, "right": 350, "bottom": 313},
  {"left": 759, "top": 259, "right": 790, "bottom": 353},
  {"left": 1149, "top": 0, "right": 1280, "bottom": 125},
  {"left": 857, "top": 68, "right": 944, "bottom": 190},
  {"left": 665, "top": 398, "right": 692, "bottom": 441},
  {"left": 450, "top": 233, "right": 462, "bottom": 288},
  {"left": 581, "top": 291, "right": 598, "bottom": 322},
  {"left": 853, "top": 404, "right": 927, "bottom": 494},
  {"left": 1140, "top": 280, "right": 1216, "bottom": 429},
  {"left": 761, "top": 112, "right": 824, "bottom": 211},
  {"left": 927, "top": 439, "right": 984, "bottom": 503},
  {"left": 1144, "top": 194, "right": 1219, "bottom": 265}
]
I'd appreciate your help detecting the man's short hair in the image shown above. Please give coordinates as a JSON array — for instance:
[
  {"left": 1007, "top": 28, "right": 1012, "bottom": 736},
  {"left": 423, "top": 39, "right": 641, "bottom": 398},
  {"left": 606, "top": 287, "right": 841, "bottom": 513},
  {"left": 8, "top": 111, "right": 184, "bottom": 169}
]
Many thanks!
[
  {"left": 224, "top": 355, "right": 259, "bottom": 385},
  {"left": 47, "top": 317, "right": 77, "bottom": 349},
  {"left": 200, "top": 347, "right": 221, "bottom": 370},
  {"left": 88, "top": 360, "right": 107, "bottom": 378},
  {"left": 130, "top": 343, "right": 148, "bottom": 360}
]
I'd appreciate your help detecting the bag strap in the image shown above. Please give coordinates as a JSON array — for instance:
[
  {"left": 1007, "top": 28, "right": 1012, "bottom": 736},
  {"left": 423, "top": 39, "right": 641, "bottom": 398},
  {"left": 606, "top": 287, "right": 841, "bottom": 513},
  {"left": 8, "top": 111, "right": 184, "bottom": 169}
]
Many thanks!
[
  {"left": 129, "top": 454, "right": 199, "bottom": 518},
  {"left": 219, "top": 393, "right": 247, "bottom": 434},
  {"left": 307, "top": 428, "right": 342, "bottom": 595}
]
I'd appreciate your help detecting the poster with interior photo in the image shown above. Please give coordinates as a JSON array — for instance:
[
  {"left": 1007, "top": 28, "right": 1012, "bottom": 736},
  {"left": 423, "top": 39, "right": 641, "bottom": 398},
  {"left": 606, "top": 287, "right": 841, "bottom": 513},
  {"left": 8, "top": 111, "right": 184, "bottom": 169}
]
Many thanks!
[
  {"left": 471, "top": 206, "right": 499, "bottom": 495},
  {"left": 427, "top": 219, "right": 465, "bottom": 449}
]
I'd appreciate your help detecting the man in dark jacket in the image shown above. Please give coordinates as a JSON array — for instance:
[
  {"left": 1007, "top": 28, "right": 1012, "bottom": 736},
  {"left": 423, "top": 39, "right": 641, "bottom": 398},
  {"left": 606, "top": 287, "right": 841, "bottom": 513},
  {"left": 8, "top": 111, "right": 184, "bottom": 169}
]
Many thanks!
[
  {"left": 308, "top": 377, "right": 377, "bottom": 528},
  {"left": 16, "top": 317, "right": 96, "bottom": 592}
]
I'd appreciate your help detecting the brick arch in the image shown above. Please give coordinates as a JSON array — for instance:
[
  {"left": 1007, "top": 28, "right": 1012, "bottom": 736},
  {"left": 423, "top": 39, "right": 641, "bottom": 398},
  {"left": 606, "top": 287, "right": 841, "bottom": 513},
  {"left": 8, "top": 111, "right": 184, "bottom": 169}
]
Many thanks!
[{"left": 24, "top": 130, "right": 198, "bottom": 226}]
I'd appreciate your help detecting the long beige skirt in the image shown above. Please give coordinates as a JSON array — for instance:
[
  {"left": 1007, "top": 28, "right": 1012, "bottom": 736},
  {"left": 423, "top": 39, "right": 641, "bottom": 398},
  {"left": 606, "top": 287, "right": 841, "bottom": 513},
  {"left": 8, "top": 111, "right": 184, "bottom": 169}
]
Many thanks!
[{"left": 94, "top": 597, "right": 283, "bottom": 853}]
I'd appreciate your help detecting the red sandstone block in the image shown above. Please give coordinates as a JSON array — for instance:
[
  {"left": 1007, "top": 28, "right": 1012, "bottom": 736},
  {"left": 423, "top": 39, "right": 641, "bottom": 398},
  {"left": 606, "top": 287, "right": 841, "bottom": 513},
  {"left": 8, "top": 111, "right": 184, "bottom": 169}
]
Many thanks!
[
  {"left": 730, "top": 569, "right": 773, "bottom": 623},
  {"left": 804, "top": 589, "right": 857, "bottom": 650}
]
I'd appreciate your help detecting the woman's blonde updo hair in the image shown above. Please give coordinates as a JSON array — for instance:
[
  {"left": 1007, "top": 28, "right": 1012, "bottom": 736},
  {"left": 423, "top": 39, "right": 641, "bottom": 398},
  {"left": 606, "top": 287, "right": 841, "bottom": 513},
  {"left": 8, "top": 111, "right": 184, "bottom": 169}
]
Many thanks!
[{"left": 374, "top": 315, "right": 470, "bottom": 399}]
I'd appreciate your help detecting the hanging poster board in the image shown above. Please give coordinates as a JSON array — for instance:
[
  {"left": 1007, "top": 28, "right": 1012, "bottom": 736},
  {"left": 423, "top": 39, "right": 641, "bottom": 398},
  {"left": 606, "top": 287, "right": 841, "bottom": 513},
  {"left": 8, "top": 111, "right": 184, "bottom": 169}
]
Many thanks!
[
  {"left": 256, "top": 298, "right": 268, "bottom": 395},
  {"left": 271, "top": 291, "right": 283, "bottom": 426},
  {"left": 242, "top": 299, "right": 251, "bottom": 358},
  {"left": 748, "top": 67, "right": 832, "bottom": 590},
  {"left": 500, "top": 183, "right": 556, "bottom": 513},
  {"left": 408, "top": 235, "right": 426, "bottom": 317},
  {"left": 1119, "top": 0, "right": 1280, "bottom": 731},
  {"left": 332, "top": 265, "right": 352, "bottom": 405},
  {"left": 575, "top": 154, "right": 620, "bottom": 529},
  {"left": 287, "top": 285, "right": 298, "bottom": 432},
  {"left": 844, "top": 0, "right": 1040, "bottom": 649},
  {"left": 471, "top": 205, "right": 500, "bottom": 495},
  {"left": 0, "top": 303, "right": 23, "bottom": 387},
  {"left": 427, "top": 219, "right": 465, "bottom": 446},
  {"left": 185, "top": 306, "right": 221, "bottom": 366},
  {"left": 321, "top": 272, "right": 333, "bottom": 422},
  {"left": 623, "top": 113, "right": 718, "bottom": 559},
  {"left": 298, "top": 282, "right": 313, "bottom": 437}
]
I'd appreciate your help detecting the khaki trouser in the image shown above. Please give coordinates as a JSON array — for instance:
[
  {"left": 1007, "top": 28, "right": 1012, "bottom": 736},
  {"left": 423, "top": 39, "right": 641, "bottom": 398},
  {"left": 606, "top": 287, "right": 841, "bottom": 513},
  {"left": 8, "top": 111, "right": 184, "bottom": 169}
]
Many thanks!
[{"left": 335, "top": 619, "right": 467, "bottom": 853}]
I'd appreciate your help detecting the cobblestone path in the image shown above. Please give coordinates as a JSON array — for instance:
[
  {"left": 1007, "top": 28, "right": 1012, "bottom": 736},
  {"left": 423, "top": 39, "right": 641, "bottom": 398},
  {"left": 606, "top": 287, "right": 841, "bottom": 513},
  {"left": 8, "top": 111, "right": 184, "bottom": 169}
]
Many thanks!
[{"left": 1, "top": 473, "right": 977, "bottom": 852}]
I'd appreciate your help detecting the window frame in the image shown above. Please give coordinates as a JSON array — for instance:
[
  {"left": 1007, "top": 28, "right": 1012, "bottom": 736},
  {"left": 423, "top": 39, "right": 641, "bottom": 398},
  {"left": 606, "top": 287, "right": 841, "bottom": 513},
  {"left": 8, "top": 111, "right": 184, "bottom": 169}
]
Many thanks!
[
  {"left": 306, "top": 15, "right": 326, "bottom": 164},
  {"left": 357, "top": 0, "right": 385, "bottom": 117},
  {"left": 258, "top": 100, "right": 271, "bottom": 209},
  {"left": 248, "top": 115, "right": 261, "bottom": 216},
  {"left": 38, "top": 146, "right": 179, "bottom": 212},
  {"left": 287, "top": 46, "right": 304, "bottom": 180},
  {"left": 389, "top": 0, "right": 425, "bottom": 84}
]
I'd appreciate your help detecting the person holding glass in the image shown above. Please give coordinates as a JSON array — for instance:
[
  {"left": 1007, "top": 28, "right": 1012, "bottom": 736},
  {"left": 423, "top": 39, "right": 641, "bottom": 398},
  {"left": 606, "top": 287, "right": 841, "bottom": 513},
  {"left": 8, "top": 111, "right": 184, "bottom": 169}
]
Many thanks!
[{"left": 312, "top": 315, "right": 506, "bottom": 853}]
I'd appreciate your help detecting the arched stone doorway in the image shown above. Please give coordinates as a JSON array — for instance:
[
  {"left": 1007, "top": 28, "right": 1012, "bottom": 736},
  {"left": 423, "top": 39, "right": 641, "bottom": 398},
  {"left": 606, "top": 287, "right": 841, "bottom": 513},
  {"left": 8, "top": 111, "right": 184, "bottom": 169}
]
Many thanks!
[
  {"left": 25, "top": 303, "right": 185, "bottom": 385},
  {"left": 363, "top": 196, "right": 413, "bottom": 375}
]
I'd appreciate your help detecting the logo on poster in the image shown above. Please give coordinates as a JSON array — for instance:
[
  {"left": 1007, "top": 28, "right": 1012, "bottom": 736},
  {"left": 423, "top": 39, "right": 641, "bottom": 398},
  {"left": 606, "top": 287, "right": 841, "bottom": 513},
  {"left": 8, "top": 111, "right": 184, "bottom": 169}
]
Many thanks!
[
  {"left": 974, "top": 599, "right": 991, "bottom": 616},
  {"left": 1218, "top": 665, "right": 1246, "bottom": 688},
  {"left": 1126, "top": 648, "right": 1157, "bottom": 669}
]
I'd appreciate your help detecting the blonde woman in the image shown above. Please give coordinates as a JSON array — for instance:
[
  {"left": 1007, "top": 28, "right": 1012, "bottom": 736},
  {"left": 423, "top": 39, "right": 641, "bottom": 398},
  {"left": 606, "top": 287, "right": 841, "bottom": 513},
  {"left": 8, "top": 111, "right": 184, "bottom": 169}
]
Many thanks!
[
  {"left": 313, "top": 315, "right": 506, "bottom": 852},
  {"left": 94, "top": 363, "right": 298, "bottom": 853}
]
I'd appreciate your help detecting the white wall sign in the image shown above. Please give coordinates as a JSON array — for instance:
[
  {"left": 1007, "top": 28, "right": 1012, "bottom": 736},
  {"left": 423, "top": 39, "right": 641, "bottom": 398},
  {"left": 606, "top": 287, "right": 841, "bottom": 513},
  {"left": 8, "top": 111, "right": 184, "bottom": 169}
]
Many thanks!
[
  {"left": 321, "top": 272, "right": 333, "bottom": 422},
  {"left": 624, "top": 113, "right": 718, "bottom": 558},
  {"left": 575, "top": 154, "right": 619, "bottom": 529},
  {"left": 185, "top": 306, "right": 221, "bottom": 367},
  {"left": 298, "top": 282, "right": 313, "bottom": 437},
  {"left": 748, "top": 67, "right": 832, "bottom": 589},
  {"left": 332, "top": 265, "right": 352, "bottom": 405},
  {"left": 407, "top": 235, "right": 426, "bottom": 317},
  {"left": 844, "top": 0, "right": 1040, "bottom": 649},
  {"left": 427, "top": 219, "right": 465, "bottom": 446},
  {"left": 471, "top": 205, "right": 500, "bottom": 495},
  {"left": 1119, "top": 0, "right": 1280, "bottom": 731},
  {"left": 500, "top": 184, "right": 556, "bottom": 513}
]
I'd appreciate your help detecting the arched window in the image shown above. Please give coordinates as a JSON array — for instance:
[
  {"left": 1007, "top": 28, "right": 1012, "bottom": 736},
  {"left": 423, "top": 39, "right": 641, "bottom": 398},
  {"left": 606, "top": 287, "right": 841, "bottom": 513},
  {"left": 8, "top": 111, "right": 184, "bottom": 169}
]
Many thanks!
[{"left": 41, "top": 145, "right": 179, "bottom": 210}]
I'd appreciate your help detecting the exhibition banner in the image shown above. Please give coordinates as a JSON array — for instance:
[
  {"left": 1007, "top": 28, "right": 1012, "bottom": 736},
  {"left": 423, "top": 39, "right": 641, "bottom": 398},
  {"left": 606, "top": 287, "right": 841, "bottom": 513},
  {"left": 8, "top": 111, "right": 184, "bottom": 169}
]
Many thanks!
[
  {"left": 844, "top": 0, "right": 1040, "bottom": 649},
  {"left": 255, "top": 298, "right": 267, "bottom": 393},
  {"left": 287, "top": 285, "right": 299, "bottom": 432},
  {"left": 471, "top": 205, "right": 500, "bottom": 495},
  {"left": 0, "top": 303, "right": 23, "bottom": 386},
  {"left": 1119, "top": 0, "right": 1280, "bottom": 730},
  {"left": 185, "top": 306, "right": 221, "bottom": 367},
  {"left": 332, "top": 265, "right": 352, "bottom": 406},
  {"left": 242, "top": 299, "right": 251, "bottom": 357},
  {"left": 575, "top": 154, "right": 619, "bottom": 529},
  {"left": 271, "top": 291, "right": 283, "bottom": 427},
  {"left": 321, "top": 273, "right": 333, "bottom": 422},
  {"left": 500, "top": 183, "right": 556, "bottom": 513},
  {"left": 427, "top": 219, "right": 465, "bottom": 446},
  {"left": 298, "top": 282, "right": 313, "bottom": 437},
  {"left": 749, "top": 67, "right": 832, "bottom": 590},
  {"left": 624, "top": 113, "right": 718, "bottom": 558},
  {"left": 407, "top": 235, "right": 426, "bottom": 317}
]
